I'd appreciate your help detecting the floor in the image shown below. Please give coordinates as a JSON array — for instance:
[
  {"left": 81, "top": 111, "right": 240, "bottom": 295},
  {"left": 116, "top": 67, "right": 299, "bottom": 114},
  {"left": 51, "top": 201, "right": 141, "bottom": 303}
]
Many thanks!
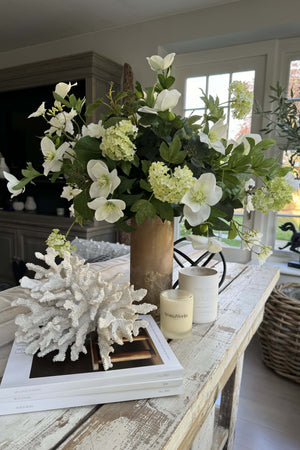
[{"left": 233, "top": 334, "right": 300, "bottom": 450}]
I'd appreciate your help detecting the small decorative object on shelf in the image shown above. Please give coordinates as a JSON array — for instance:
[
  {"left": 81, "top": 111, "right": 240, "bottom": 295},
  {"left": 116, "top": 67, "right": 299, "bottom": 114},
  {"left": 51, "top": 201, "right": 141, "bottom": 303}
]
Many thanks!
[
  {"left": 3, "top": 53, "right": 297, "bottom": 305},
  {"left": 278, "top": 221, "right": 300, "bottom": 268},
  {"left": 12, "top": 199, "right": 24, "bottom": 211},
  {"left": 160, "top": 289, "right": 193, "bottom": 340},
  {"left": 179, "top": 267, "right": 219, "bottom": 323},
  {"left": 12, "top": 243, "right": 156, "bottom": 370},
  {"left": 24, "top": 195, "right": 37, "bottom": 211}
]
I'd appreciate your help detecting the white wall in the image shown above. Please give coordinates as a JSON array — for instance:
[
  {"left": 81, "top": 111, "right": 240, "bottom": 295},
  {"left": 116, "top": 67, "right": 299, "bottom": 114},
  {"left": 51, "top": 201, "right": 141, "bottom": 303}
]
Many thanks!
[{"left": 0, "top": 0, "right": 299, "bottom": 85}]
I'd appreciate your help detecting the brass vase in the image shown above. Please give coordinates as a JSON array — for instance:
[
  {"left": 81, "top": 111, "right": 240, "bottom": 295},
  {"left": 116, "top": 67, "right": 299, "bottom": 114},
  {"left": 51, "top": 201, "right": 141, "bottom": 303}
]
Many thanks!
[{"left": 130, "top": 216, "right": 174, "bottom": 311}]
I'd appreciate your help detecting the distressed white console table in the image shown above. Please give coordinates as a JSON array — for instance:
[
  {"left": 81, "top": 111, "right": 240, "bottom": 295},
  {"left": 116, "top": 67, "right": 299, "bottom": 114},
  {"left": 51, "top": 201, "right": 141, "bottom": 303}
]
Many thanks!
[{"left": 0, "top": 255, "right": 279, "bottom": 450}]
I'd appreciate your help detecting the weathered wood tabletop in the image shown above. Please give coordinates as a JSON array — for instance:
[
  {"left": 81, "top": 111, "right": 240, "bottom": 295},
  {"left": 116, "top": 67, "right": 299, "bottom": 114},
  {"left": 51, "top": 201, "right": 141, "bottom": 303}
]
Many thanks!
[{"left": 0, "top": 256, "right": 279, "bottom": 450}]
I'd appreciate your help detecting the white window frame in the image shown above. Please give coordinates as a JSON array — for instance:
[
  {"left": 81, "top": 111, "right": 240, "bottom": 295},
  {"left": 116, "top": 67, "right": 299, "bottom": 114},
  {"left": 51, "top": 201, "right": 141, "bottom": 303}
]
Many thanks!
[{"left": 264, "top": 39, "right": 300, "bottom": 264}]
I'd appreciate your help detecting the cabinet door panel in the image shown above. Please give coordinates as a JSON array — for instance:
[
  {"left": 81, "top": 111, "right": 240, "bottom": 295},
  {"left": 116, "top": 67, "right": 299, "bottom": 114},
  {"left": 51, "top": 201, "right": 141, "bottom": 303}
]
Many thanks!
[{"left": 0, "top": 230, "right": 16, "bottom": 285}]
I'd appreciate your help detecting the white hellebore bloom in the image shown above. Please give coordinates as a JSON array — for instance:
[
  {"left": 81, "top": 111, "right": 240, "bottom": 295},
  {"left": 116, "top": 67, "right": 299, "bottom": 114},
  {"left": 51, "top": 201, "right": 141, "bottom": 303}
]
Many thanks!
[
  {"left": 232, "top": 133, "right": 262, "bottom": 155},
  {"left": 81, "top": 120, "right": 104, "bottom": 139},
  {"left": 41, "top": 136, "right": 70, "bottom": 176},
  {"left": 46, "top": 109, "right": 77, "bottom": 136},
  {"left": 186, "top": 234, "right": 228, "bottom": 253},
  {"left": 87, "top": 160, "right": 120, "bottom": 199},
  {"left": 55, "top": 82, "right": 77, "bottom": 99},
  {"left": 182, "top": 172, "right": 222, "bottom": 226},
  {"left": 146, "top": 53, "right": 175, "bottom": 71},
  {"left": 28, "top": 102, "right": 46, "bottom": 118},
  {"left": 61, "top": 185, "right": 82, "bottom": 201},
  {"left": 199, "top": 119, "right": 228, "bottom": 154},
  {"left": 3, "top": 171, "right": 24, "bottom": 198},
  {"left": 88, "top": 197, "right": 126, "bottom": 223},
  {"left": 139, "top": 89, "right": 181, "bottom": 114}
]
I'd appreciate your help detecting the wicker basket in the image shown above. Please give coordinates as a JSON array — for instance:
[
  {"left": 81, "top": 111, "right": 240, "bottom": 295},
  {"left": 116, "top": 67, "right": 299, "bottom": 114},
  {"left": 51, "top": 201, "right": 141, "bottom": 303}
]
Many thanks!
[{"left": 258, "top": 282, "right": 300, "bottom": 384}]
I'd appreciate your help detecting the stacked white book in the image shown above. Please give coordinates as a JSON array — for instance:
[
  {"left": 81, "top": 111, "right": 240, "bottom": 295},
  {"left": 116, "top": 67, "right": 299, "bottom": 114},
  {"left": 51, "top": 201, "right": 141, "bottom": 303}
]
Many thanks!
[{"left": 0, "top": 315, "right": 183, "bottom": 415}]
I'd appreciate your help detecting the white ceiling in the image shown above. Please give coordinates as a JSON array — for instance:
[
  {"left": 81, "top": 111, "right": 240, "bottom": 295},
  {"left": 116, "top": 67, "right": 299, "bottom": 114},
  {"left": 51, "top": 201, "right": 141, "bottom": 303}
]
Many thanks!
[{"left": 1, "top": 0, "right": 238, "bottom": 53}]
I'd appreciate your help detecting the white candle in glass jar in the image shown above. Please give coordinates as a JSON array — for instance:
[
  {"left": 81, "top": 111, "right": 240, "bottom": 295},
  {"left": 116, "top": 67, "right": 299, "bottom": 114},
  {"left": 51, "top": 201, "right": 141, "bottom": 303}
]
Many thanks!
[{"left": 160, "top": 289, "right": 193, "bottom": 339}]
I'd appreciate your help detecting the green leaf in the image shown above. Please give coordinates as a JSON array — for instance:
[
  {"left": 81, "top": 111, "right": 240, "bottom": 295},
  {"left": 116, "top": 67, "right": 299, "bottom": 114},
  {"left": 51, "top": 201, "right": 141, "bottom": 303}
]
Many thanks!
[
  {"left": 140, "top": 179, "right": 152, "bottom": 192},
  {"left": 73, "top": 189, "right": 94, "bottom": 222},
  {"left": 253, "top": 139, "right": 276, "bottom": 152},
  {"left": 151, "top": 198, "right": 174, "bottom": 221},
  {"left": 210, "top": 217, "right": 231, "bottom": 231},
  {"left": 86, "top": 98, "right": 105, "bottom": 117},
  {"left": 73, "top": 136, "right": 101, "bottom": 163},
  {"left": 141, "top": 160, "right": 152, "bottom": 175},
  {"left": 159, "top": 135, "right": 186, "bottom": 164},
  {"left": 228, "top": 228, "right": 238, "bottom": 240},
  {"left": 130, "top": 199, "right": 156, "bottom": 225},
  {"left": 121, "top": 161, "right": 132, "bottom": 176},
  {"left": 52, "top": 92, "right": 71, "bottom": 108}
]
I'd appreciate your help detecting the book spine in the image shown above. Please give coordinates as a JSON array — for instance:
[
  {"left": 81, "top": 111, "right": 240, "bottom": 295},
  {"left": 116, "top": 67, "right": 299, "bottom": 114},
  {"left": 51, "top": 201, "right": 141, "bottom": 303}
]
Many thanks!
[
  {"left": 0, "top": 377, "right": 182, "bottom": 402},
  {"left": 0, "top": 385, "right": 183, "bottom": 415}
]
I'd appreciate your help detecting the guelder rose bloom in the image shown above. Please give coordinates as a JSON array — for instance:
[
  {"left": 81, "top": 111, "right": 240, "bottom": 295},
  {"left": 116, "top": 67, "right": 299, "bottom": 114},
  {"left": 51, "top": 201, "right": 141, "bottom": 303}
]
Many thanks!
[
  {"left": 87, "top": 160, "right": 120, "bottom": 199},
  {"left": 139, "top": 89, "right": 181, "bottom": 114},
  {"left": 61, "top": 185, "right": 82, "bottom": 201},
  {"left": 198, "top": 119, "right": 228, "bottom": 154},
  {"left": 3, "top": 171, "right": 24, "bottom": 198},
  {"left": 46, "top": 109, "right": 77, "bottom": 136},
  {"left": 257, "top": 245, "right": 273, "bottom": 265},
  {"left": 28, "top": 102, "right": 46, "bottom": 118},
  {"left": 146, "top": 53, "right": 175, "bottom": 71},
  {"left": 82, "top": 120, "right": 104, "bottom": 139},
  {"left": 88, "top": 197, "right": 125, "bottom": 223},
  {"left": 182, "top": 173, "right": 222, "bottom": 226},
  {"left": 41, "top": 136, "right": 70, "bottom": 176},
  {"left": 242, "top": 229, "right": 263, "bottom": 251},
  {"left": 186, "top": 235, "right": 228, "bottom": 253},
  {"left": 55, "top": 82, "right": 77, "bottom": 99}
]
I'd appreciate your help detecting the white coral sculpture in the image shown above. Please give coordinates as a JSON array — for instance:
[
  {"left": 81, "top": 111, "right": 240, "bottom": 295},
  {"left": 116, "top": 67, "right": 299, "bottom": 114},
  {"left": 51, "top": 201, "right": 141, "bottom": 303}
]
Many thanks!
[{"left": 13, "top": 247, "right": 156, "bottom": 370}]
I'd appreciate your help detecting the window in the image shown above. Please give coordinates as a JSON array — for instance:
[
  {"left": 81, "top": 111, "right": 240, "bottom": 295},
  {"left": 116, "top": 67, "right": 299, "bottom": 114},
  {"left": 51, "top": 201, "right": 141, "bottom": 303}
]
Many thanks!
[
  {"left": 275, "top": 59, "right": 300, "bottom": 252},
  {"left": 174, "top": 53, "right": 265, "bottom": 261}
]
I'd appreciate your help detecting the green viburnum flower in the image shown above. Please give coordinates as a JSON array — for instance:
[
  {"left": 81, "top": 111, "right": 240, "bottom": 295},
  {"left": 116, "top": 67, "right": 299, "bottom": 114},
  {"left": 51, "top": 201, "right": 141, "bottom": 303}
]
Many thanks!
[
  {"left": 252, "top": 177, "right": 294, "bottom": 213},
  {"left": 242, "top": 229, "right": 263, "bottom": 251},
  {"left": 229, "top": 81, "right": 253, "bottom": 119},
  {"left": 148, "top": 162, "right": 195, "bottom": 203},
  {"left": 46, "top": 229, "right": 73, "bottom": 257},
  {"left": 257, "top": 245, "right": 273, "bottom": 265},
  {"left": 100, "top": 120, "right": 138, "bottom": 161}
]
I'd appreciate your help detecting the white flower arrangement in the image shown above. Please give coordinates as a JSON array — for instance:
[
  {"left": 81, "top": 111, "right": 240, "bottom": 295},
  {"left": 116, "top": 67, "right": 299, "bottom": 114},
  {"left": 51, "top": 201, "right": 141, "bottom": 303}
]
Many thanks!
[{"left": 4, "top": 53, "right": 296, "bottom": 262}]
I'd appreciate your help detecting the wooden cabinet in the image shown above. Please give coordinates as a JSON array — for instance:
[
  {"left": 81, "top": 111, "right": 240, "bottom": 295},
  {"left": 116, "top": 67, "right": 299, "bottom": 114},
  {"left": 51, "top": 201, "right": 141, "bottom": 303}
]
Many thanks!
[
  {"left": 0, "top": 211, "right": 117, "bottom": 285},
  {"left": 0, "top": 52, "right": 123, "bottom": 285}
]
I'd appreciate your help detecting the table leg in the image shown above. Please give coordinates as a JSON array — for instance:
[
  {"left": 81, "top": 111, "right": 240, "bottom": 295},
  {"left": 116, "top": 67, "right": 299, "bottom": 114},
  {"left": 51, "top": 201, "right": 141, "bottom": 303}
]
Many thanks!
[{"left": 218, "top": 354, "right": 244, "bottom": 450}]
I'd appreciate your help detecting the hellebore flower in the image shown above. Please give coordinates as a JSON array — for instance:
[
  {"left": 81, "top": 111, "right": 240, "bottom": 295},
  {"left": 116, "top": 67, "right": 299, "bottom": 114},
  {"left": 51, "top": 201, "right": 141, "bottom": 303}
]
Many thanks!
[
  {"left": 87, "top": 160, "right": 120, "bottom": 199},
  {"left": 3, "top": 171, "right": 24, "bottom": 198},
  {"left": 182, "top": 173, "right": 222, "bottom": 226},
  {"left": 146, "top": 53, "right": 175, "bottom": 71},
  {"left": 198, "top": 119, "right": 227, "bottom": 154},
  {"left": 88, "top": 197, "right": 126, "bottom": 223}
]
